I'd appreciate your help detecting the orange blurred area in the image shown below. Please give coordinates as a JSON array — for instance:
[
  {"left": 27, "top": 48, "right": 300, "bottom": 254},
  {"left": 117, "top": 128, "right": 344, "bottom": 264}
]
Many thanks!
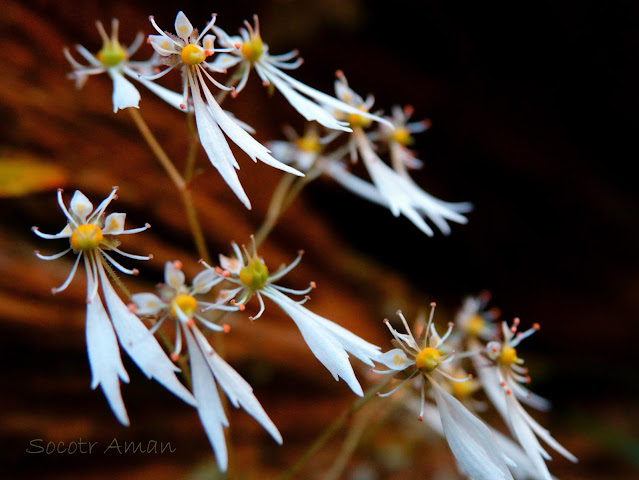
[{"left": 1, "top": 1, "right": 638, "bottom": 479}]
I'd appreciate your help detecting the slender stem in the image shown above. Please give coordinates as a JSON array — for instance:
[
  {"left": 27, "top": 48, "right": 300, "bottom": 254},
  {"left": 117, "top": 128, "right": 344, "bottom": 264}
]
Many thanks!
[
  {"left": 128, "top": 108, "right": 211, "bottom": 264},
  {"left": 276, "top": 376, "right": 393, "bottom": 480},
  {"left": 253, "top": 172, "right": 296, "bottom": 248}
]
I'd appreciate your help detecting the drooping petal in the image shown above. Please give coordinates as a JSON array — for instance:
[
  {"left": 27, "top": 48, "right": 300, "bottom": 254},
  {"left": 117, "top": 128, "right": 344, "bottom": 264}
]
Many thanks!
[
  {"left": 102, "top": 212, "right": 126, "bottom": 235},
  {"left": 98, "top": 262, "right": 196, "bottom": 407},
  {"left": 262, "top": 287, "right": 365, "bottom": 396},
  {"left": 108, "top": 69, "right": 141, "bottom": 113},
  {"left": 183, "top": 325, "right": 229, "bottom": 471},
  {"left": 84, "top": 260, "right": 130, "bottom": 426},
  {"left": 431, "top": 379, "right": 514, "bottom": 480},
  {"left": 192, "top": 327, "right": 282, "bottom": 443}
]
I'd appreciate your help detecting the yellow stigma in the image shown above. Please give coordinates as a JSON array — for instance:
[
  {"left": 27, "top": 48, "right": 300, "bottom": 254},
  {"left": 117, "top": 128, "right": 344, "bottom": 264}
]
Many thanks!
[
  {"left": 240, "top": 37, "right": 263, "bottom": 63},
  {"left": 500, "top": 347, "right": 519, "bottom": 366},
  {"left": 70, "top": 224, "right": 103, "bottom": 251},
  {"left": 465, "top": 314, "right": 486, "bottom": 337},
  {"left": 347, "top": 108, "right": 372, "bottom": 128},
  {"left": 415, "top": 347, "right": 441, "bottom": 373},
  {"left": 97, "top": 42, "right": 126, "bottom": 67},
  {"left": 239, "top": 257, "right": 269, "bottom": 290},
  {"left": 391, "top": 126, "right": 412, "bottom": 146},
  {"left": 170, "top": 294, "right": 198, "bottom": 318},
  {"left": 295, "top": 134, "right": 321, "bottom": 153},
  {"left": 181, "top": 44, "right": 206, "bottom": 66}
]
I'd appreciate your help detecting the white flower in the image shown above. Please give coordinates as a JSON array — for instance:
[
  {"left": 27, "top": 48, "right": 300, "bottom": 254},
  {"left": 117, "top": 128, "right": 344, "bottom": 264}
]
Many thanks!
[
  {"left": 209, "top": 16, "right": 388, "bottom": 132},
  {"left": 374, "top": 308, "right": 515, "bottom": 480},
  {"left": 33, "top": 188, "right": 196, "bottom": 425},
  {"left": 454, "top": 292, "right": 500, "bottom": 342},
  {"left": 331, "top": 74, "right": 472, "bottom": 236},
  {"left": 202, "top": 239, "right": 381, "bottom": 396},
  {"left": 146, "top": 11, "right": 303, "bottom": 209},
  {"left": 478, "top": 319, "right": 577, "bottom": 480},
  {"left": 131, "top": 261, "right": 281, "bottom": 471}
]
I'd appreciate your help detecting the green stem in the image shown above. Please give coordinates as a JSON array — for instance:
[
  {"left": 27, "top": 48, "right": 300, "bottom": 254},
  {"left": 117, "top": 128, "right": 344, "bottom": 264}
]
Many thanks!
[
  {"left": 276, "top": 376, "right": 392, "bottom": 480},
  {"left": 127, "top": 108, "right": 211, "bottom": 265}
]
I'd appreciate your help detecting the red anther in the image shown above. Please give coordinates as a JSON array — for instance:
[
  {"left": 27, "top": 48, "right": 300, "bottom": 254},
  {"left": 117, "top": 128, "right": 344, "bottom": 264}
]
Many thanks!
[
  {"left": 127, "top": 303, "right": 137, "bottom": 313},
  {"left": 132, "top": 269, "right": 139, "bottom": 276},
  {"left": 533, "top": 323, "right": 540, "bottom": 331},
  {"left": 298, "top": 249, "right": 305, "bottom": 256},
  {"left": 204, "top": 49, "right": 213, "bottom": 56},
  {"left": 525, "top": 376, "right": 531, "bottom": 384},
  {"left": 146, "top": 37, "right": 152, "bottom": 44},
  {"left": 396, "top": 309, "right": 403, "bottom": 315},
  {"left": 262, "top": 80, "right": 269, "bottom": 87},
  {"left": 234, "top": 43, "right": 242, "bottom": 49},
  {"left": 305, "top": 295, "right": 311, "bottom": 301},
  {"left": 173, "top": 260, "right": 183, "bottom": 270},
  {"left": 468, "top": 374, "right": 474, "bottom": 379},
  {"left": 186, "top": 318, "right": 196, "bottom": 327},
  {"left": 492, "top": 345, "right": 498, "bottom": 353},
  {"left": 505, "top": 388, "right": 512, "bottom": 395},
  {"left": 170, "top": 353, "right": 180, "bottom": 361},
  {"left": 489, "top": 307, "right": 501, "bottom": 318},
  {"left": 430, "top": 302, "right": 436, "bottom": 307},
  {"left": 417, "top": 416, "right": 423, "bottom": 422},
  {"left": 422, "top": 119, "right": 433, "bottom": 129},
  {"left": 223, "top": 324, "right": 231, "bottom": 333},
  {"left": 500, "top": 381, "right": 506, "bottom": 387},
  {"left": 335, "top": 69, "right": 344, "bottom": 78},
  {"left": 33, "top": 249, "right": 40, "bottom": 255},
  {"left": 51, "top": 288, "right": 58, "bottom": 295},
  {"left": 215, "top": 266, "right": 223, "bottom": 274},
  {"left": 231, "top": 89, "right": 238, "bottom": 99},
  {"left": 310, "top": 281, "right": 317, "bottom": 289},
  {"left": 223, "top": 270, "right": 231, "bottom": 278},
  {"left": 383, "top": 318, "right": 390, "bottom": 324},
  {"left": 513, "top": 317, "right": 520, "bottom": 325},
  {"left": 180, "top": 104, "right": 187, "bottom": 110},
  {"left": 448, "top": 322, "right": 454, "bottom": 327},
  {"left": 375, "top": 392, "right": 381, "bottom": 397},
  {"left": 148, "top": 254, "right": 154, "bottom": 259},
  {"left": 237, "top": 303, "right": 246, "bottom": 311},
  {"left": 404, "top": 105, "right": 414, "bottom": 116},
  {"left": 299, "top": 58, "right": 305, "bottom": 65}
]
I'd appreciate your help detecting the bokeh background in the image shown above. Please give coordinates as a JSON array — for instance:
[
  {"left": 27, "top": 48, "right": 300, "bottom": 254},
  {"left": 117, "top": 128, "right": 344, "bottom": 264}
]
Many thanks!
[{"left": 2, "top": 0, "right": 638, "bottom": 479}]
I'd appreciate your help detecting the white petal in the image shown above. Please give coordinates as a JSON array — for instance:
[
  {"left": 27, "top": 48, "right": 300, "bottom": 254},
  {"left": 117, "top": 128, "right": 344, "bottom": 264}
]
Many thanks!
[
  {"left": 258, "top": 64, "right": 350, "bottom": 132},
  {"left": 147, "top": 35, "right": 178, "bottom": 56},
  {"left": 192, "top": 327, "right": 282, "bottom": 443},
  {"left": 183, "top": 326, "right": 229, "bottom": 471},
  {"left": 130, "top": 292, "right": 166, "bottom": 316},
  {"left": 188, "top": 71, "right": 252, "bottom": 209},
  {"left": 219, "top": 254, "right": 243, "bottom": 275},
  {"left": 262, "top": 287, "right": 364, "bottom": 396},
  {"left": 85, "top": 264, "right": 130, "bottom": 426},
  {"left": 109, "top": 69, "right": 141, "bottom": 112},
  {"left": 98, "top": 263, "right": 196, "bottom": 407},
  {"left": 70, "top": 191, "right": 94, "bottom": 223},
  {"left": 164, "top": 261, "right": 185, "bottom": 290},
  {"left": 124, "top": 66, "right": 185, "bottom": 110},
  {"left": 191, "top": 268, "right": 223, "bottom": 295},
  {"left": 198, "top": 69, "right": 303, "bottom": 177},
  {"left": 222, "top": 109, "right": 256, "bottom": 134},
  {"left": 432, "top": 379, "right": 514, "bottom": 480},
  {"left": 207, "top": 53, "right": 243, "bottom": 71},
  {"left": 175, "top": 11, "right": 193, "bottom": 41},
  {"left": 375, "top": 349, "right": 414, "bottom": 371},
  {"left": 102, "top": 212, "right": 126, "bottom": 234}
]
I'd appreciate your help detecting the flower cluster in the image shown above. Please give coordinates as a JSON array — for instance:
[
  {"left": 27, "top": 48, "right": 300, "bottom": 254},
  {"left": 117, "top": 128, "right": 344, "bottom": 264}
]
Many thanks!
[{"left": 30, "top": 8, "right": 579, "bottom": 479}]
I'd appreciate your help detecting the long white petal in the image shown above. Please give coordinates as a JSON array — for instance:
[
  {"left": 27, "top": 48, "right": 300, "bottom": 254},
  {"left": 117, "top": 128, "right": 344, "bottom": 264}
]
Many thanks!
[
  {"left": 124, "top": 66, "right": 185, "bottom": 111},
  {"left": 198, "top": 69, "right": 303, "bottom": 177},
  {"left": 98, "top": 262, "right": 196, "bottom": 407},
  {"left": 262, "top": 287, "right": 364, "bottom": 396},
  {"left": 183, "top": 325, "right": 229, "bottom": 471},
  {"left": 85, "top": 260, "right": 130, "bottom": 425},
  {"left": 192, "top": 327, "right": 282, "bottom": 443},
  {"left": 188, "top": 71, "right": 252, "bottom": 209},
  {"left": 432, "top": 379, "right": 514, "bottom": 480},
  {"left": 108, "top": 69, "right": 141, "bottom": 113}
]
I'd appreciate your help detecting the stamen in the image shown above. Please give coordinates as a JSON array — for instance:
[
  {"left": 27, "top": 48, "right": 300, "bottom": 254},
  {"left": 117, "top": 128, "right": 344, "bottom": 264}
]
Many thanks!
[
  {"left": 377, "top": 371, "right": 418, "bottom": 398},
  {"left": 34, "top": 248, "right": 72, "bottom": 261},
  {"left": 196, "top": 13, "right": 218, "bottom": 43},
  {"left": 100, "top": 250, "right": 139, "bottom": 275},
  {"left": 56, "top": 189, "right": 78, "bottom": 227},
  {"left": 88, "top": 186, "right": 119, "bottom": 223},
  {"left": 51, "top": 253, "right": 82, "bottom": 295},
  {"left": 149, "top": 315, "right": 168, "bottom": 335}
]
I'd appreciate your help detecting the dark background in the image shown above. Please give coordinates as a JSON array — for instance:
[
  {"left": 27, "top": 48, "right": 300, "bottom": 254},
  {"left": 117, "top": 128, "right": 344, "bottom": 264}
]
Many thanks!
[{"left": 1, "top": 0, "right": 638, "bottom": 478}]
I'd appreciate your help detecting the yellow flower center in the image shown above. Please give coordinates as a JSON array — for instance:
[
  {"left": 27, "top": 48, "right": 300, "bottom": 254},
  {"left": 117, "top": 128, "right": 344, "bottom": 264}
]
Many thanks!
[
  {"left": 415, "top": 347, "right": 441, "bottom": 373},
  {"left": 239, "top": 257, "right": 269, "bottom": 290},
  {"left": 97, "top": 43, "right": 127, "bottom": 67},
  {"left": 465, "top": 314, "right": 486, "bottom": 337},
  {"left": 181, "top": 44, "right": 206, "bottom": 66},
  {"left": 347, "top": 108, "right": 372, "bottom": 128},
  {"left": 70, "top": 224, "right": 104, "bottom": 251},
  {"left": 240, "top": 37, "right": 264, "bottom": 63},
  {"left": 295, "top": 135, "right": 321, "bottom": 153},
  {"left": 500, "top": 346, "right": 519, "bottom": 366},
  {"left": 391, "top": 126, "right": 412, "bottom": 146},
  {"left": 170, "top": 294, "right": 198, "bottom": 318},
  {"left": 452, "top": 378, "right": 476, "bottom": 399}
]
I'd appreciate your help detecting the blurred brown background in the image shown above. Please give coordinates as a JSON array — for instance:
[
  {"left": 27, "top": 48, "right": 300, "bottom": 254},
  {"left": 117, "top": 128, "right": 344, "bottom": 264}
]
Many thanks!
[{"left": 1, "top": 0, "right": 638, "bottom": 479}]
